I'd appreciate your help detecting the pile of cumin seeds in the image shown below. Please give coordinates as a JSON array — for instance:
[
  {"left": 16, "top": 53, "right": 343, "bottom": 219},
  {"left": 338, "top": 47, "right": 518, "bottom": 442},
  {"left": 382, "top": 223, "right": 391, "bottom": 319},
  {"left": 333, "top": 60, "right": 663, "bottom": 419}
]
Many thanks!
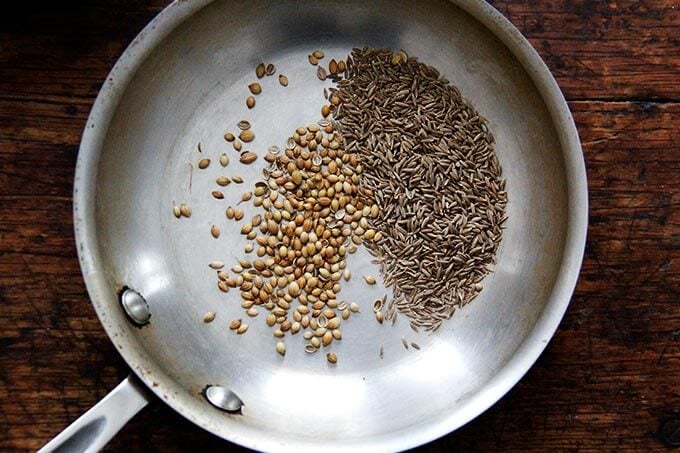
[{"left": 331, "top": 47, "right": 507, "bottom": 331}]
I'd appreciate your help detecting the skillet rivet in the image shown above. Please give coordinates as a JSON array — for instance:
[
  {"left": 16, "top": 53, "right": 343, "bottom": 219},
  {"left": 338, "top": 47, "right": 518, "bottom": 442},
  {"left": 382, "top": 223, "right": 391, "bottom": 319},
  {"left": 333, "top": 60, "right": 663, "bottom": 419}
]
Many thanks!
[{"left": 120, "top": 288, "right": 151, "bottom": 325}]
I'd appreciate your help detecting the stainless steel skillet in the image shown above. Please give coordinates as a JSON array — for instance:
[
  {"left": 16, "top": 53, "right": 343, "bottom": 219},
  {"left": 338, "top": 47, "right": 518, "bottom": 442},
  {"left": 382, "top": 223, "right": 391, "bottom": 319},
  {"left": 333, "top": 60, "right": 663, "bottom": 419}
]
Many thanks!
[{"left": 41, "top": 0, "right": 588, "bottom": 451}]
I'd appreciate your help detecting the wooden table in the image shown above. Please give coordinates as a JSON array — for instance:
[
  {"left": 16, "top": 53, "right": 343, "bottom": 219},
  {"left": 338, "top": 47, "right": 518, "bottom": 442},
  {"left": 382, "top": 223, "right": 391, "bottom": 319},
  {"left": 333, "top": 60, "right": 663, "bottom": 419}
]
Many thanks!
[{"left": 1, "top": 1, "right": 678, "bottom": 451}]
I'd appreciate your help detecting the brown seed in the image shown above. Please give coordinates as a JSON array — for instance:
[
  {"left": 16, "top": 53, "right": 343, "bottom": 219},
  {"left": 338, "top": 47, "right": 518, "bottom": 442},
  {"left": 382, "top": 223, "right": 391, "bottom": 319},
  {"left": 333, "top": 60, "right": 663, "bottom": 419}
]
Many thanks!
[
  {"left": 308, "top": 54, "right": 318, "bottom": 65},
  {"left": 198, "top": 158, "right": 211, "bottom": 169},
  {"left": 179, "top": 204, "right": 192, "bottom": 217},
  {"left": 276, "top": 342, "right": 286, "bottom": 356},
  {"left": 329, "top": 59, "right": 338, "bottom": 74},
  {"left": 364, "top": 275, "right": 376, "bottom": 285},
  {"left": 246, "top": 96, "right": 256, "bottom": 109},
  {"left": 266, "top": 63, "right": 276, "bottom": 75},
  {"left": 219, "top": 153, "right": 229, "bottom": 167},
  {"left": 212, "top": 190, "right": 224, "bottom": 199},
  {"left": 317, "top": 66, "right": 327, "bottom": 81},
  {"left": 226, "top": 207, "right": 235, "bottom": 219},
  {"left": 229, "top": 319, "right": 241, "bottom": 330},
  {"left": 239, "top": 130, "right": 255, "bottom": 142},
  {"left": 173, "top": 205, "right": 181, "bottom": 218},
  {"left": 240, "top": 151, "right": 258, "bottom": 164},
  {"left": 326, "top": 352, "right": 337, "bottom": 364},
  {"left": 256, "top": 62, "right": 266, "bottom": 78},
  {"left": 337, "top": 59, "right": 346, "bottom": 72},
  {"left": 233, "top": 140, "right": 242, "bottom": 151},
  {"left": 232, "top": 176, "right": 244, "bottom": 184},
  {"left": 321, "top": 104, "right": 330, "bottom": 117},
  {"left": 312, "top": 50, "right": 325, "bottom": 59},
  {"left": 224, "top": 132, "right": 235, "bottom": 142},
  {"left": 211, "top": 225, "right": 220, "bottom": 238},
  {"left": 234, "top": 209, "right": 244, "bottom": 221},
  {"left": 209, "top": 261, "right": 224, "bottom": 269},
  {"left": 218, "top": 281, "right": 229, "bottom": 293},
  {"left": 203, "top": 312, "right": 216, "bottom": 323},
  {"left": 248, "top": 83, "right": 262, "bottom": 94},
  {"left": 216, "top": 176, "right": 230, "bottom": 186},
  {"left": 279, "top": 74, "right": 288, "bottom": 86},
  {"left": 375, "top": 311, "right": 384, "bottom": 324},
  {"left": 237, "top": 324, "right": 249, "bottom": 334},
  {"left": 241, "top": 191, "right": 253, "bottom": 202}
]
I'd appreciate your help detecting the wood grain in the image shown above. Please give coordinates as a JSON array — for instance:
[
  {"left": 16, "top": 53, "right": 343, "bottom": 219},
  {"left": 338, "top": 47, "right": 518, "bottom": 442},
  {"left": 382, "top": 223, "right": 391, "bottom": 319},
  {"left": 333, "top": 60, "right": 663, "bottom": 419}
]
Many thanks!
[{"left": 0, "top": 1, "right": 678, "bottom": 451}]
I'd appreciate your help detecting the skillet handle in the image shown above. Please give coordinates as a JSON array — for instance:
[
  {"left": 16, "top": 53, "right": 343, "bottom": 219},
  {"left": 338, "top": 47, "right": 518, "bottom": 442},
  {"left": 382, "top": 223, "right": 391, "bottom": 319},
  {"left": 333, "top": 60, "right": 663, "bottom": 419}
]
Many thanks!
[{"left": 39, "top": 375, "right": 151, "bottom": 453}]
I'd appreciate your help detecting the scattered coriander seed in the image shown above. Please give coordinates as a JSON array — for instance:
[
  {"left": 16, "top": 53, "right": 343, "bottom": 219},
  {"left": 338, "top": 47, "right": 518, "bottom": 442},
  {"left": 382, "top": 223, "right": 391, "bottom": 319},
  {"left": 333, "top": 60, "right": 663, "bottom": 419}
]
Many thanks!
[
  {"left": 312, "top": 50, "right": 325, "bottom": 59},
  {"left": 411, "top": 342, "right": 421, "bottom": 350},
  {"left": 308, "top": 54, "right": 318, "bottom": 65},
  {"left": 321, "top": 104, "right": 330, "bottom": 117},
  {"left": 236, "top": 323, "right": 249, "bottom": 334},
  {"left": 211, "top": 225, "right": 220, "bottom": 238},
  {"left": 233, "top": 140, "right": 242, "bottom": 151},
  {"left": 179, "top": 203, "right": 191, "bottom": 217},
  {"left": 216, "top": 176, "right": 230, "bottom": 186},
  {"left": 237, "top": 120, "right": 251, "bottom": 130},
  {"left": 209, "top": 261, "right": 224, "bottom": 269},
  {"left": 173, "top": 205, "right": 181, "bottom": 218},
  {"left": 198, "top": 158, "right": 211, "bottom": 169},
  {"left": 229, "top": 319, "right": 241, "bottom": 330},
  {"left": 276, "top": 341, "right": 286, "bottom": 355},
  {"left": 246, "top": 96, "right": 256, "bottom": 109},
  {"left": 212, "top": 190, "right": 224, "bottom": 199},
  {"left": 248, "top": 83, "right": 262, "bottom": 94},
  {"left": 239, "top": 130, "right": 255, "bottom": 142},
  {"left": 326, "top": 352, "right": 337, "bottom": 364},
  {"left": 219, "top": 153, "right": 229, "bottom": 167},
  {"left": 266, "top": 63, "right": 276, "bottom": 75},
  {"left": 255, "top": 62, "right": 266, "bottom": 78},
  {"left": 232, "top": 176, "right": 244, "bottom": 183},
  {"left": 239, "top": 151, "right": 257, "bottom": 164},
  {"left": 224, "top": 132, "right": 235, "bottom": 142},
  {"left": 203, "top": 312, "right": 216, "bottom": 323},
  {"left": 217, "top": 281, "right": 229, "bottom": 293},
  {"left": 317, "top": 66, "right": 327, "bottom": 81},
  {"left": 278, "top": 74, "right": 288, "bottom": 86}
]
